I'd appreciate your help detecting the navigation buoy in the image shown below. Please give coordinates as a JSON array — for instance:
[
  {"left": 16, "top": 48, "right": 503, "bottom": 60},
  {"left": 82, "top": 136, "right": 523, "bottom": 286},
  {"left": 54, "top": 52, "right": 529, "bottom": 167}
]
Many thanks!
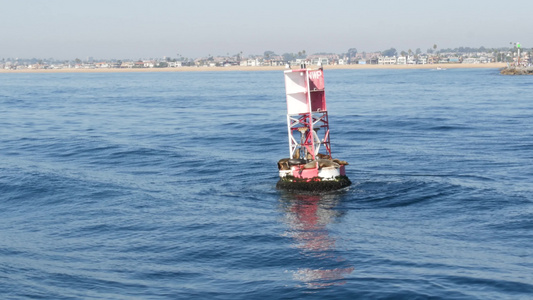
[{"left": 277, "top": 68, "right": 351, "bottom": 192}]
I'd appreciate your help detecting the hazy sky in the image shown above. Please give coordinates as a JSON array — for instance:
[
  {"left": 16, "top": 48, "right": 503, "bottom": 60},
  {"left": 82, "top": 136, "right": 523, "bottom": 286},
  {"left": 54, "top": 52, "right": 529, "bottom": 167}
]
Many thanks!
[{"left": 1, "top": 0, "right": 531, "bottom": 59}]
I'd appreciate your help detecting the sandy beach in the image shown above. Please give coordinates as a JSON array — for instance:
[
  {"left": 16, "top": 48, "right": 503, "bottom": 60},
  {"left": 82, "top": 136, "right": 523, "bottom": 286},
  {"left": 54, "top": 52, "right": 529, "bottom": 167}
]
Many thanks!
[{"left": 0, "top": 63, "right": 507, "bottom": 74}]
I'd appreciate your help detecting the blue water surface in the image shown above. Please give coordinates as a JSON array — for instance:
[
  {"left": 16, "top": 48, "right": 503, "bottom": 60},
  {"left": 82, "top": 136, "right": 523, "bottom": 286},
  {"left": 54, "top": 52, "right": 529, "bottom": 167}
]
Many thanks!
[{"left": 1, "top": 68, "right": 532, "bottom": 299}]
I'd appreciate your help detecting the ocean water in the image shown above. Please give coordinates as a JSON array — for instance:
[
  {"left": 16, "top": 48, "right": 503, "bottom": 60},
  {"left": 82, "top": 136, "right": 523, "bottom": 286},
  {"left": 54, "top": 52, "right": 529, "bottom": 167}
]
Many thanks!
[{"left": 0, "top": 68, "right": 532, "bottom": 299}]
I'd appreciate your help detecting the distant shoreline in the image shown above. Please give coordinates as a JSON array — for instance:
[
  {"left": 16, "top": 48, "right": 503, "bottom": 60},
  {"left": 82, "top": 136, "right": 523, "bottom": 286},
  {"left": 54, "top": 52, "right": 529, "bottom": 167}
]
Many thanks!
[{"left": 0, "top": 63, "right": 507, "bottom": 74}]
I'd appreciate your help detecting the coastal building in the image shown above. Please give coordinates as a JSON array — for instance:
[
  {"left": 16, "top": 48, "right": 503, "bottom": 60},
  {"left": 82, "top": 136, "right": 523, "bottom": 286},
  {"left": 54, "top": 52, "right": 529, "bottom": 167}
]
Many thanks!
[
  {"left": 355, "top": 52, "right": 380, "bottom": 64},
  {"left": 4, "top": 62, "right": 15, "bottom": 69},
  {"left": 143, "top": 61, "right": 155, "bottom": 68},
  {"left": 397, "top": 56, "right": 407, "bottom": 64},
  {"left": 168, "top": 61, "right": 182, "bottom": 68},
  {"left": 462, "top": 57, "right": 480, "bottom": 64},
  {"left": 95, "top": 62, "right": 111, "bottom": 68},
  {"left": 28, "top": 64, "right": 44, "bottom": 69},
  {"left": 378, "top": 56, "right": 397, "bottom": 65},
  {"left": 50, "top": 64, "right": 67, "bottom": 69},
  {"left": 121, "top": 61, "right": 134, "bottom": 68},
  {"left": 310, "top": 57, "right": 329, "bottom": 66},
  {"left": 417, "top": 56, "right": 428, "bottom": 64},
  {"left": 289, "top": 58, "right": 311, "bottom": 68},
  {"left": 240, "top": 58, "right": 261, "bottom": 67},
  {"left": 449, "top": 57, "right": 460, "bottom": 63},
  {"left": 308, "top": 54, "right": 340, "bottom": 65}
]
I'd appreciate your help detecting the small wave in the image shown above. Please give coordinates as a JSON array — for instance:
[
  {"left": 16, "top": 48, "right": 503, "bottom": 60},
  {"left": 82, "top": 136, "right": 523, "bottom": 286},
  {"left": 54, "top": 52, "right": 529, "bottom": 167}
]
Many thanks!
[
  {"left": 347, "top": 178, "right": 457, "bottom": 209},
  {"left": 443, "top": 275, "right": 533, "bottom": 297},
  {"left": 427, "top": 125, "right": 471, "bottom": 131}
]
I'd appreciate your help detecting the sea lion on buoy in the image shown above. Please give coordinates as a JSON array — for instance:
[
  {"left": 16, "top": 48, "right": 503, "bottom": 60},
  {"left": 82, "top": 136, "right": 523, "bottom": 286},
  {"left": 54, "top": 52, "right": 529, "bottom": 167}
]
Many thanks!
[
  {"left": 318, "top": 159, "right": 340, "bottom": 168},
  {"left": 303, "top": 159, "right": 340, "bottom": 169},
  {"left": 277, "top": 158, "right": 290, "bottom": 170},
  {"left": 316, "top": 153, "right": 332, "bottom": 160},
  {"left": 333, "top": 158, "right": 349, "bottom": 165}
]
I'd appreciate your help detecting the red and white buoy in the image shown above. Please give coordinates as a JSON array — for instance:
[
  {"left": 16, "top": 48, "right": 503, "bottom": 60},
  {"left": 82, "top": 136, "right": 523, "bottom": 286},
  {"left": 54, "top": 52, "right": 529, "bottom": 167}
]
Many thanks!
[{"left": 276, "top": 68, "right": 351, "bottom": 192}]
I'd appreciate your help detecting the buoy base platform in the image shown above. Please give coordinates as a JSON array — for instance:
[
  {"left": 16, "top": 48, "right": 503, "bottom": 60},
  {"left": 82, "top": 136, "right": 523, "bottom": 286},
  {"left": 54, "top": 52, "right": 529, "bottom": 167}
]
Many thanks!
[
  {"left": 276, "top": 158, "right": 351, "bottom": 192},
  {"left": 276, "top": 176, "right": 351, "bottom": 193}
]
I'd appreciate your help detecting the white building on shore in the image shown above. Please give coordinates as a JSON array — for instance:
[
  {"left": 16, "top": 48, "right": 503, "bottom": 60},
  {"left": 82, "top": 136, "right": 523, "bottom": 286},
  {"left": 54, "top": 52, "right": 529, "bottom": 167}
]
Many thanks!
[{"left": 378, "top": 56, "right": 397, "bottom": 65}]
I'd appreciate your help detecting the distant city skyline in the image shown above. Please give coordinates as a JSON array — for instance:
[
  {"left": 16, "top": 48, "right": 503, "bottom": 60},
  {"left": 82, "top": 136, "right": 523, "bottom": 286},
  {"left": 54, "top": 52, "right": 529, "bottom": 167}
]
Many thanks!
[{"left": 1, "top": 0, "right": 531, "bottom": 60}]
